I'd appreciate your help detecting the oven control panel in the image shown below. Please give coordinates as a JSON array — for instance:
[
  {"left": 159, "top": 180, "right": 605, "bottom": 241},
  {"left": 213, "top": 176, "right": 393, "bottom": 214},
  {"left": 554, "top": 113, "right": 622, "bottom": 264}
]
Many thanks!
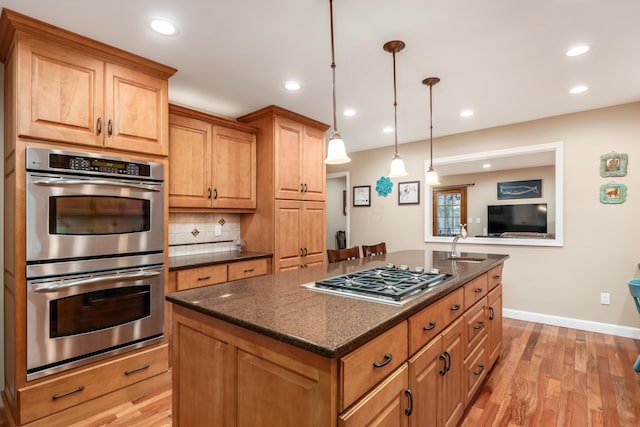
[{"left": 26, "top": 147, "right": 163, "bottom": 180}]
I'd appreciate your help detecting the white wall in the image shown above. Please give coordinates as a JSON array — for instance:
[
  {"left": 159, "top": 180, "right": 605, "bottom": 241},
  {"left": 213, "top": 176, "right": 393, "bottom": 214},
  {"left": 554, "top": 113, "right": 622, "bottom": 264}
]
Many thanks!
[{"left": 328, "top": 102, "right": 640, "bottom": 329}]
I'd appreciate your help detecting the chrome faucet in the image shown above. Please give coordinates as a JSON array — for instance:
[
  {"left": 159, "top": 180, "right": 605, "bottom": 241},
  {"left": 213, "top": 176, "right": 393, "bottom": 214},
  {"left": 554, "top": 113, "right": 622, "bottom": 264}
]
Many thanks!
[{"left": 450, "top": 224, "right": 467, "bottom": 257}]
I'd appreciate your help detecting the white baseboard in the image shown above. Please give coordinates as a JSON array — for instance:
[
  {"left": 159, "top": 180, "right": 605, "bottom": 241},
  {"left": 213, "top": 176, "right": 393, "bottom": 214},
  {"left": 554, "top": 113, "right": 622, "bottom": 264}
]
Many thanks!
[{"left": 503, "top": 308, "right": 640, "bottom": 340}]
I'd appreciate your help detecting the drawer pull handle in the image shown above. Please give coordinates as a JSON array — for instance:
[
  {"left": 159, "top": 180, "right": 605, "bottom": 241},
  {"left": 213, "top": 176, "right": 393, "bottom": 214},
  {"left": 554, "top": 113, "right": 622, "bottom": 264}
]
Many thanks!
[
  {"left": 493, "top": 275, "right": 501, "bottom": 280},
  {"left": 125, "top": 363, "right": 150, "bottom": 376},
  {"left": 404, "top": 389, "right": 413, "bottom": 416},
  {"left": 423, "top": 321, "right": 436, "bottom": 331},
  {"left": 198, "top": 275, "right": 211, "bottom": 281},
  {"left": 473, "top": 321, "right": 485, "bottom": 330},
  {"left": 473, "top": 364, "right": 485, "bottom": 376},
  {"left": 475, "top": 288, "right": 483, "bottom": 294},
  {"left": 450, "top": 304, "right": 461, "bottom": 311},
  {"left": 244, "top": 268, "right": 255, "bottom": 273},
  {"left": 373, "top": 353, "right": 393, "bottom": 368},
  {"left": 52, "top": 385, "right": 84, "bottom": 400},
  {"left": 489, "top": 306, "right": 495, "bottom": 320}
]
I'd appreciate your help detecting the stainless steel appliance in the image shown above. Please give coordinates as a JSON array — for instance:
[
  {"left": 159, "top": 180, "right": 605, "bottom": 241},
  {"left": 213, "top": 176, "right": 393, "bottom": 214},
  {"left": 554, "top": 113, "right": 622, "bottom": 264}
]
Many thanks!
[
  {"left": 25, "top": 148, "right": 166, "bottom": 380},
  {"left": 26, "top": 147, "right": 164, "bottom": 263},
  {"left": 303, "top": 264, "right": 452, "bottom": 305}
]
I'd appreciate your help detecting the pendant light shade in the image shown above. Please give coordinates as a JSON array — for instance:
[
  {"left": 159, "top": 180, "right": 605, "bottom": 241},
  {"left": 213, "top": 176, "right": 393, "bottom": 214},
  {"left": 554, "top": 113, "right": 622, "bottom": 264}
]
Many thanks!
[
  {"left": 384, "top": 40, "right": 408, "bottom": 178},
  {"left": 423, "top": 77, "right": 440, "bottom": 185},
  {"left": 323, "top": 0, "right": 351, "bottom": 165}
]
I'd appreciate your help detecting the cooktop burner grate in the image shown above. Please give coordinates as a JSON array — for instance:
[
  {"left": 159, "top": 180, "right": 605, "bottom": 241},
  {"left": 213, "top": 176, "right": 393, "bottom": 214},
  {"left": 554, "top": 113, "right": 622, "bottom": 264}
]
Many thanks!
[{"left": 311, "top": 266, "right": 451, "bottom": 303}]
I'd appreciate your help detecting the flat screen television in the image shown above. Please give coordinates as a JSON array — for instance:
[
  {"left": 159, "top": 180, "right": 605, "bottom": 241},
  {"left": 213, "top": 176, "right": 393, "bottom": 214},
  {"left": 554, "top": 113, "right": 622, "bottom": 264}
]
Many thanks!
[{"left": 487, "top": 203, "right": 548, "bottom": 235}]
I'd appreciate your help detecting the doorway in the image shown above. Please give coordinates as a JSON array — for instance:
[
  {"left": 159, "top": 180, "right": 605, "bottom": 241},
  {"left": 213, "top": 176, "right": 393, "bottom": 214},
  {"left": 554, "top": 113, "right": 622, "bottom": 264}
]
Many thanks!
[{"left": 326, "top": 172, "right": 350, "bottom": 250}]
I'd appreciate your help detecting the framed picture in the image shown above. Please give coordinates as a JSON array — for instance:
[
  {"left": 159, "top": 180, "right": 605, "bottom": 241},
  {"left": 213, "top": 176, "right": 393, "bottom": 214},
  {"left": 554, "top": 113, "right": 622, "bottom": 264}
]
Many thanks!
[
  {"left": 600, "top": 183, "right": 627, "bottom": 204},
  {"left": 600, "top": 152, "right": 628, "bottom": 177},
  {"left": 353, "top": 185, "right": 371, "bottom": 206},
  {"left": 398, "top": 181, "right": 420, "bottom": 205},
  {"left": 497, "top": 179, "right": 542, "bottom": 199}
]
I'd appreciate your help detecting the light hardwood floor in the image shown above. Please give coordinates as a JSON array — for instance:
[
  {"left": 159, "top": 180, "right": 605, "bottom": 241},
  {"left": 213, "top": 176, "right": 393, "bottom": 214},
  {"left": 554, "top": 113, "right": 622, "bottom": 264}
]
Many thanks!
[{"left": 2, "top": 318, "right": 639, "bottom": 426}]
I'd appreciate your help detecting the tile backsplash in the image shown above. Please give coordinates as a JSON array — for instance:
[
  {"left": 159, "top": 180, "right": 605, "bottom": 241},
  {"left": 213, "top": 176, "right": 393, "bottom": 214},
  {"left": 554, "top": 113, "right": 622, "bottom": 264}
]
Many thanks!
[{"left": 169, "top": 212, "right": 241, "bottom": 257}]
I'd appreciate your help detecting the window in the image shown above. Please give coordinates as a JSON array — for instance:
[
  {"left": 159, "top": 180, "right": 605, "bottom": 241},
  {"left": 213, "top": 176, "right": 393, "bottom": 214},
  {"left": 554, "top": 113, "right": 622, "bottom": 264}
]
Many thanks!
[{"left": 432, "top": 186, "right": 467, "bottom": 236}]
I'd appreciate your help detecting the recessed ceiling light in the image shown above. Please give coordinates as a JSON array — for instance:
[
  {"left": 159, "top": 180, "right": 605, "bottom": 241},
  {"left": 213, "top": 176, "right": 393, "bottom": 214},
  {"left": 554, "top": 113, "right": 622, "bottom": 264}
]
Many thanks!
[
  {"left": 460, "top": 109, "right": 474, "bottom": 118},
  {"left": 570, "top": 85, "right": 588, "bottom": 94},
  {"left": 343, "top": 109, "right": 356, "bottom": 117},
  {"left": 566, "top": 45, "right": 590, "bottom": 57},
  {"left": 284, "top": 81, "right": 301, "bottom": 91},
  {"left": 150, "top": 19, "right": 177, "bottom": 36},
  {"left": 482, "top": 163, "right": 491, "bottom": 169},
  {"left": 383, "top": 126, "right": 393, "bottom": 133}
]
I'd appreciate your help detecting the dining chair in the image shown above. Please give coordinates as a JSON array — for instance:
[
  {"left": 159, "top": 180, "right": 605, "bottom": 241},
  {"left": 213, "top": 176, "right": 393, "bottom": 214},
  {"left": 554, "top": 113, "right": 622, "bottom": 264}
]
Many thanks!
[
  {"left": 327, "top": 246, "right": 360, "bottom": 263},
  {"left": 628, "top": 278, "right": 640, "bottom": 371},
  {"left": 361, "top": 242, "right": 387, "bottom": 257}
]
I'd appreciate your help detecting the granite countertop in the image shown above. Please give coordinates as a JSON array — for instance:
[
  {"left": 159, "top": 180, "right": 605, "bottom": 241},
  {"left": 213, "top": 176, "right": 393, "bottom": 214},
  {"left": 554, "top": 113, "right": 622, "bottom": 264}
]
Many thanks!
[
  {"left": 169, "top": 250, "right": 272, "bottom": 271},
  {"left": 166, "top": 250, "right": 509, "bottom": 358}
]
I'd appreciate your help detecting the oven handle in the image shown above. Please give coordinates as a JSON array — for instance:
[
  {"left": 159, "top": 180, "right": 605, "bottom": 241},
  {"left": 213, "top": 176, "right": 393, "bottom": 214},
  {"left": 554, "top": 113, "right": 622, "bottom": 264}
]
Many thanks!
[
  {"left": 32, "top": 270, "right": 161, "bottom": 292},
  {"left": 31, "top": 178, "right": 162, "bottom": 192}
]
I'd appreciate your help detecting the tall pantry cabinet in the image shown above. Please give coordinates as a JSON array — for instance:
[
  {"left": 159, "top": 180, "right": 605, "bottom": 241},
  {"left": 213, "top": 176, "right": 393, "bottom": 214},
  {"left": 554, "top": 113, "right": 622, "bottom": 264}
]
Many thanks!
[
  {"left": 0, "top": 9, "right": 176, "bottom": 426},
  {"left": 238, "top": 106, "right": 329, "bottom": 272}
]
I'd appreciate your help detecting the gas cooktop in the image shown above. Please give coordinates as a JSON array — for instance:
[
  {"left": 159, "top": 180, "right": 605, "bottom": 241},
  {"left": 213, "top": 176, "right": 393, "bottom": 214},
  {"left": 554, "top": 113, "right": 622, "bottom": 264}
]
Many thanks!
[{"left": 302, "top": 264, "right": 453, "bottom": 306}]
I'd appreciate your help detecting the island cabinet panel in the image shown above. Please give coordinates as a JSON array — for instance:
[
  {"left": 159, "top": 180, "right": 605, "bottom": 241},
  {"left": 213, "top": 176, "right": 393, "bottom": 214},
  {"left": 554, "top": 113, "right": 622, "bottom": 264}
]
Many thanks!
[
  {"left": 487, "top": 283, "right": 503, "bottom": 366},
  {"left": 168, "top": 105, "right": 257, "bottom": 210},
  {"left": 171, "top": 304, "right": 337, "bottom": 427},
  {"left": 463, "top": 298, "right": 487, "bottom": 357},
  {"left": 408, "top": 288, "right": 464, "bottom": 355},
  {"left": 339, "top": 363, "right": 410, "bottom": 427},
  {"left": 340, "top": 321, "right": 408, "bottom": 411},
  {"left": 173, "top": 324, "right": 234, "bottom": 427},
  {"left": 488, "top": 264, "right": 503, "bottom": 290},
  {"left": 463, "top": 273, "right": 488, "bottom": 310},
  {"left": 16, "top": 35, "right": 172, "bottom": 156},
  {"left": 408, "top": 335, "right": 442, "bottom": 427}
]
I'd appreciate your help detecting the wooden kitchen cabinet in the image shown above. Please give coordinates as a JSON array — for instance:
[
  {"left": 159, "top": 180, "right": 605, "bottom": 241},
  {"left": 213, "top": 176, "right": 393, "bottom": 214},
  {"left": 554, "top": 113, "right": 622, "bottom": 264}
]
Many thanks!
[
  {"left": 15, "top": 33, "right": 173, "bottom": 156},
  {"left": 275, "top": 200, "right": 326, "bottom": 271},
  {"left": 487, "top": 283, "right": 503, "bottom": 366},
  {"left": 339, "top": 364, "right": 410, "bottom": 427},
  {"left": 169, "top": 105, "right": 257, "bottom": 210},
  {"left": 238, "top": 106, "right": 330, "bottom": 272},
  {"left": 408, "top": 317, "right": 465, "bottom": 427},
  {"left": 174, "top": 258, "right": 269, "bottom": 291}
]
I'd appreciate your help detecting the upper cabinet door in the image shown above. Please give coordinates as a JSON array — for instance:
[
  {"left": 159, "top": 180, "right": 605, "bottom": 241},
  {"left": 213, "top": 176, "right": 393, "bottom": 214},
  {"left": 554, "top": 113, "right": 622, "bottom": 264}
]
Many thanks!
[
  {"left": 104, "top": 63, "right": 169, "bottom": 156},
  {"left": 168, "top": 114, "right": 212, "bottom": 208},
  {"left": 211, "top": 126, "right": 257, "bottom": 209},
  {"left": 17, "top": 36, "right": 104, "bottom": 147},
  {"left": 274, "top": 116, "right": 303, "bottom": 200},
  {"left": 300, "top": 126, "right": 326, "bottom": 201}
]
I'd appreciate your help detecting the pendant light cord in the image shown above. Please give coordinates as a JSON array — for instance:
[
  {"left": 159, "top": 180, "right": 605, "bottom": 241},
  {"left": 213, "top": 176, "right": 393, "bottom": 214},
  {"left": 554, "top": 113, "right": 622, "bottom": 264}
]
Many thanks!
[
  {"left": 392, "top": 50, "right": 399, "bottom": 155},
  {"left": 329, "top": 0, "right": 338, "bottom": 133},
  {"left": 429, "top": 83, "right": 433, "bottom": 168}
]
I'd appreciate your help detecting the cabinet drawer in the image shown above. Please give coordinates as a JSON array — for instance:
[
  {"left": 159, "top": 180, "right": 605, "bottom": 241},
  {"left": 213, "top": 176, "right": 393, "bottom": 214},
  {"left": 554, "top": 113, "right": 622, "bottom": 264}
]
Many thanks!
[
  {"left": 228, "top": 258, "right": 268, "bottom": 281},
  {"left": 464, "top": 299, "right": 487, "bottom": 357},
  {"left": 340, "top": 321, "right": 408, "bottom": 411},
  {"left": 464, "top": 274, "right": 488, "bottom": 310},
  {"left": 18, "top": 344, "right": 168, "bottom": 424},
  {"left": 488, "top": 264, "right": 503, "bottom": 290},
  {"left": 464, "top": 336, "right": 488, "bottom": 405},
  {"left": 177, "top": 264, "right": 227, "bottom": 290},
  {"left": 408, "top": 288, "right": 464, "bottom": 355}
]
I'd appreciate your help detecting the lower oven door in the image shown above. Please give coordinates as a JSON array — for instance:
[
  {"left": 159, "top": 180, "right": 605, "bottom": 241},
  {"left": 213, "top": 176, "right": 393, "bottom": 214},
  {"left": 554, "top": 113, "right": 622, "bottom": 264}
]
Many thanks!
[{"left": 26, "top": 263, "right": 164, "bottom": 380}]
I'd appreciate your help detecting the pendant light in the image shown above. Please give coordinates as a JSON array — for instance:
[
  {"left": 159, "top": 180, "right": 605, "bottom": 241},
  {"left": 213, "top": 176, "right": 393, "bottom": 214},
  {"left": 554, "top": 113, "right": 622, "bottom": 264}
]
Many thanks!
[
  {"left": 384, "top": 40, "right": 408, "bottom": 178},
  {"left": 423, "top": 77, "right": 440, "bottom": 185},
  {"left": 323, "top": 0, "right": 351, "bottom": 164}
]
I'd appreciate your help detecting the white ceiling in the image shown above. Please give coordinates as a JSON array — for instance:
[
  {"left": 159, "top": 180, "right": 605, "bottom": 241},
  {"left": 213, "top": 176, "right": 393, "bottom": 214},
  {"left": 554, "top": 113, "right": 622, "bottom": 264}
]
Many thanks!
[{"left": 1, "top": 0, "right": 639, "bottom": 154}]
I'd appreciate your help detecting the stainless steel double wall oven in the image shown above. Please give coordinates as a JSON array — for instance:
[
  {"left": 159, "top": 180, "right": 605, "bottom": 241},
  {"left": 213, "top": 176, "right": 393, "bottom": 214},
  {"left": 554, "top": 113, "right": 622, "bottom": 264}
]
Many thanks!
[{"left": 25, "top": 147, "right": 165, "bottom": 380}]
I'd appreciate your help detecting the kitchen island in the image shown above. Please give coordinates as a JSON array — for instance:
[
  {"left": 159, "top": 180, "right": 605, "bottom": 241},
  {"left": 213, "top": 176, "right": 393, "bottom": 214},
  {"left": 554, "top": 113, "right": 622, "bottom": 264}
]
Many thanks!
[{"left": 166, "top": 250, "right": 508, "bottom": 426}]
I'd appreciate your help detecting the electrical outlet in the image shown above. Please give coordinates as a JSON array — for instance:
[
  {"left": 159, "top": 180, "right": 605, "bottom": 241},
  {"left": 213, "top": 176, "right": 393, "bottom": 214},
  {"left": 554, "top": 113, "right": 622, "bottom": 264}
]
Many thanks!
[
  {"left": 214, "top": 224, "right": 222, "bottom": 237},
  {"left": 600, "top": 292, "right": 610, "bottom": 305}
]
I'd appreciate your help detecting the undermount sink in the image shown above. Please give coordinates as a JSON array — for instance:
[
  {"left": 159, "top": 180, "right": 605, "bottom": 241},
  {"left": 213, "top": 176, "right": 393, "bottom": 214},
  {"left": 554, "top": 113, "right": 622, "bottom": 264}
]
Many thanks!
[{"left": 445, "top": 257, "right": 485, "bottom": 263}]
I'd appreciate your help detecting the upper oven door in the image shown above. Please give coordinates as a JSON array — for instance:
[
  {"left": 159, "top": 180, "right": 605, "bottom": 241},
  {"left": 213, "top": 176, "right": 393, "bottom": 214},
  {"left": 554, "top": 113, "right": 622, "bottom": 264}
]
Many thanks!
[{"left": 26, "top": 172, "right": 164, "bottom": 262}]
